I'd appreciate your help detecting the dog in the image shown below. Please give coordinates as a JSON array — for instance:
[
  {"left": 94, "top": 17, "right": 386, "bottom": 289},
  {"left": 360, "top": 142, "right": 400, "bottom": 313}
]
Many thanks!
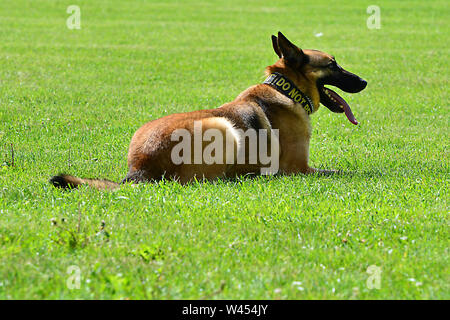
[{"left": 50, "top": 32, "right": 367, "bottom": 190}]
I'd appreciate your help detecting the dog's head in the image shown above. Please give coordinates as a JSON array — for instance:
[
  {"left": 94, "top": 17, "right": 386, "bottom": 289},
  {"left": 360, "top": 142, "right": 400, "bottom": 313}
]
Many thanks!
[{"left": 271, "top": 32, "right": 367, "bottom": 125}]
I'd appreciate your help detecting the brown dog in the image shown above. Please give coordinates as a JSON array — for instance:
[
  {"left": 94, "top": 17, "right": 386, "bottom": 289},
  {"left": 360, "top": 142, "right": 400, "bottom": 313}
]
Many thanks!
[{"left": 50, "top": 32, "right": 367, "bottom": 190}]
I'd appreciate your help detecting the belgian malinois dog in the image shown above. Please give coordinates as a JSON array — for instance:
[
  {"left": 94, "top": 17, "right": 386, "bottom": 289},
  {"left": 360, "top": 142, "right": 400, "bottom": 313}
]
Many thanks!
[{"left": 50, "top": 32, "right": 367, "bottom": 190}]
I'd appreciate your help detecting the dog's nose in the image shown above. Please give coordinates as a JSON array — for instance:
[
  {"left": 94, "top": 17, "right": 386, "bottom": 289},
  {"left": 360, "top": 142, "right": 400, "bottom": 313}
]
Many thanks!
[{"left": 360, "top": 79, "right": 368, "bottom": 90}]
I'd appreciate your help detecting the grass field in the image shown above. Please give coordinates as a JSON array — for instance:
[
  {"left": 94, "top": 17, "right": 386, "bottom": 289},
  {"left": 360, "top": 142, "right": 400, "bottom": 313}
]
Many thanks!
[{"left": 0, "top": 0, "right": 448, "bottom": 299}]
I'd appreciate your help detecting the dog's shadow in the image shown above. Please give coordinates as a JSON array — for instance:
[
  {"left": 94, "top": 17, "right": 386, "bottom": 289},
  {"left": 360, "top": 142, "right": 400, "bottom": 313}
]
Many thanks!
[{"left": 182, "top": 168, "right": 387, "bottom": 186}]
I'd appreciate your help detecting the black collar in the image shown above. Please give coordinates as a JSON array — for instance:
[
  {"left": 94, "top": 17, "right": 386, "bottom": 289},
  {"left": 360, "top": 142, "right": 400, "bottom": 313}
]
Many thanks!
[{"left": 263, "top": 72, "right": 314, "bottom": 114}]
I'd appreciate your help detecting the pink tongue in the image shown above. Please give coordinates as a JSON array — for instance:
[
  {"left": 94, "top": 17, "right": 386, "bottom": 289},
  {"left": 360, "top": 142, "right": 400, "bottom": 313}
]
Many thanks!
[
  {"left": 328, "top": 88, "right": 358, "bottom": 125},
  {"left": 343, "top": 103, "right": 358, "bottom": 125}
]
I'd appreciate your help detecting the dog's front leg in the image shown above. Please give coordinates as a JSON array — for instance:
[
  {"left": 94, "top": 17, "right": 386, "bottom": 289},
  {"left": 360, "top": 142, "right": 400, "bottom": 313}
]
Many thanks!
[
  {"left": 279, "top": 138, "right": 311, "bottom": 175},
  {"left": 279, "top": 139, "right": 338, "bottom": 176}
]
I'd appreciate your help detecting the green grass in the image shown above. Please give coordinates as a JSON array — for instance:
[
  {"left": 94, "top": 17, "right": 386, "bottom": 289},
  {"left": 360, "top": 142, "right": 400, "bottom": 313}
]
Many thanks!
[{"left": 0, "top": 0, "right": 448, "bottom": 299}]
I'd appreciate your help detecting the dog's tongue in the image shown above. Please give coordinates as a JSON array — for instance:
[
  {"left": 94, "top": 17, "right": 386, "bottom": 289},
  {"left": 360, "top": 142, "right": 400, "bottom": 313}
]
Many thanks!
[
  {"left": 343, "top": 102, "right": 358, "bottom": 125},
  {"left": 327, "top": 88, "right": 358, "bottom": 125}
]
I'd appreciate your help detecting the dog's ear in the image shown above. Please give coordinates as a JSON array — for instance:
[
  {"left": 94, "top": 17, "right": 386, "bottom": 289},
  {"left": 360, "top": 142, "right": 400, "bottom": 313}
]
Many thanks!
[
  {"left": 271, "top": 35, "right": 282, "bottom": 58},
  {"left": 277, "top": 32, "right": 307, "bottom": 67}
]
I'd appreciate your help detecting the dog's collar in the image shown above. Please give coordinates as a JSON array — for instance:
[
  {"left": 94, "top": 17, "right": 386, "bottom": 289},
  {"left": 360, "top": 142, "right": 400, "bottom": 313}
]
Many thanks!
[{"left": 263, "top": 72, "right": 314, "bottom": 114}]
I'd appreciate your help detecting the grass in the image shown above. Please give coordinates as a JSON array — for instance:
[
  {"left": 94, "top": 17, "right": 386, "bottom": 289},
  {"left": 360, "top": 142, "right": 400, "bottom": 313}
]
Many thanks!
[{"left": 0, "top": 0, "right": 448, "bottom": 299}]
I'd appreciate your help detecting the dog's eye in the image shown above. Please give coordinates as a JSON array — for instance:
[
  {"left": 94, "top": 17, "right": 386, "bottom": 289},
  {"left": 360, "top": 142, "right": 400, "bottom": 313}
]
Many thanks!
[{"left": 328, "top": 61, "right": 337, "bottom": 69}]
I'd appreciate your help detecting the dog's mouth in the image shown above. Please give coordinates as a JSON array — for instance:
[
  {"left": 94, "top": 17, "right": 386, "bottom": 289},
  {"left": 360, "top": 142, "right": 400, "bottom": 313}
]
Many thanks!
[{"left": 319, "top": 86, "right": 358, "bottom": 125}]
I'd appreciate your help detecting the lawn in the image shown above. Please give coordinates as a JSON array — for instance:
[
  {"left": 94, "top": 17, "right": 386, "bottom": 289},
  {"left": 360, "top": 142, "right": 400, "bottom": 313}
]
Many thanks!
[{"left": 0, "top": 0, "right": 448, "bottom": 299}]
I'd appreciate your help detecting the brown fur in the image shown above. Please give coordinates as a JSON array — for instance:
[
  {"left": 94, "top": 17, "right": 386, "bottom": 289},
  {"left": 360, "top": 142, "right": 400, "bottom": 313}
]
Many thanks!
[
  {"left": 50, "top": 174, "right": 119, "bottom": 190},
  {"left": 50, "top": 32, "right": 366, "bottom": 190}
]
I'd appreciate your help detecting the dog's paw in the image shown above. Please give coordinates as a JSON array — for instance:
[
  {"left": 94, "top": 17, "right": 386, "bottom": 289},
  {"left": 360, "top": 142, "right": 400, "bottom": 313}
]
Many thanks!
[{"left": 308, "top": 168, "right": 340, "bottom": 175}]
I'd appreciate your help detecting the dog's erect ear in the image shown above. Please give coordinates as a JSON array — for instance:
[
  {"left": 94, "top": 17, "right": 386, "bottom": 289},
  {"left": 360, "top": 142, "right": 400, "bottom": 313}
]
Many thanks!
[
  {"left": 277, "top": 31, "right": 306, "bottom": 67},
  {"left": 271, "top": 35, "right": 282, "bottom": 58}
]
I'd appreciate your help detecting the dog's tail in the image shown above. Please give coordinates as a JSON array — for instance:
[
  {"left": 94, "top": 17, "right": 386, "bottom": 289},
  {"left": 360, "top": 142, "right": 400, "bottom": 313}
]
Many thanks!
[{"left": 49, "top": 174, "right": 119, "bottom": 191}]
